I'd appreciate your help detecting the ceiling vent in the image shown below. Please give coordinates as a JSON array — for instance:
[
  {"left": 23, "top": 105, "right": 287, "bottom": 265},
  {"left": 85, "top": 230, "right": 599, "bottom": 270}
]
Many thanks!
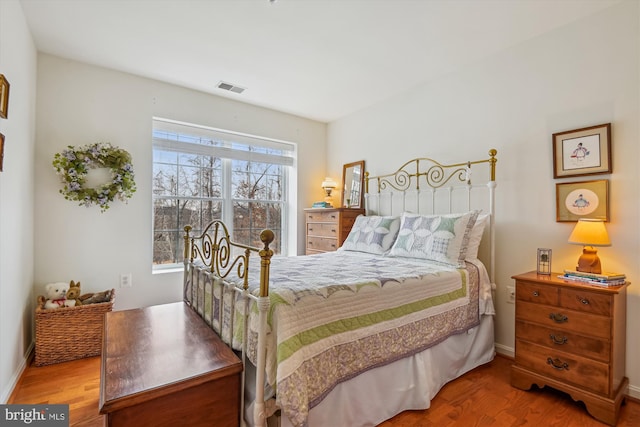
[{"left": 217, "top": 81, "right": 246, "bottom": 94}]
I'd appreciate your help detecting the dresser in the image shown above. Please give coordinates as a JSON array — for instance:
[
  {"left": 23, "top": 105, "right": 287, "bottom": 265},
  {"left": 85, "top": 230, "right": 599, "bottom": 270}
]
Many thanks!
[
  {"left": 304, "top": 207, "right": 364, "bottom": 254},
  {"left": 511, "top": 271, "right": 629, "bottom": 426}
]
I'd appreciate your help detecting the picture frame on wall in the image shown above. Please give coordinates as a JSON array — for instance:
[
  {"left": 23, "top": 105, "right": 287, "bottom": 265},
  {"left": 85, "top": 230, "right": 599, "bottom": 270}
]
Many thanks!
[
  {"left": 552, "top": 123, "right": 611, "bottom": 178},
  {"left": 556, "top": 179, "right": 609, "bottom": 222},
  {"left": 0, "top": 132, "right": 5, "bottom": 172},
  {"left": 0, "top": 74, "right": 9, "bottom": 119}
]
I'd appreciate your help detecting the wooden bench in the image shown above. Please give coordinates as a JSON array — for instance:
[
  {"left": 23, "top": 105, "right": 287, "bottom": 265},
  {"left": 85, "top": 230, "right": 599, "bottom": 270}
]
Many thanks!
[{"left": 99, "top": 302, "right": 242, "bottom": 427}]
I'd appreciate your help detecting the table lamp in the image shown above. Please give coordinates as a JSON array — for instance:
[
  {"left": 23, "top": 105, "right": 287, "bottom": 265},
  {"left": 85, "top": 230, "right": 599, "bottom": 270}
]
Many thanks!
[
  {"left": 567, "top": 218, "right": 611, "bottom": 274},
  {"left": 321, "top": 177, "right": 337, "bottom": 206}
]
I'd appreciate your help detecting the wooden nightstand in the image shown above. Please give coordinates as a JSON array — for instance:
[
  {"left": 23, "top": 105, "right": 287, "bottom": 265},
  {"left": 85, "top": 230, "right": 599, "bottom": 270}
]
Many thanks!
[
  {"left": 304, "top": 207, "right": 364, "bottom": 255},
  {"left": 511, "top": 271, "right": 629, "bottom": 426}
]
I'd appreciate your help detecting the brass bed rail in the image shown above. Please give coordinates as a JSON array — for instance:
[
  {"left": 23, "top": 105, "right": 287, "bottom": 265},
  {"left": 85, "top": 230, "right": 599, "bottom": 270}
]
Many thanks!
[
  {"left": 183, "top": 220, "right": 274, "bottom": 297},
  {"left": 365, "top": 149, "right": 497, "bottom": 193}
]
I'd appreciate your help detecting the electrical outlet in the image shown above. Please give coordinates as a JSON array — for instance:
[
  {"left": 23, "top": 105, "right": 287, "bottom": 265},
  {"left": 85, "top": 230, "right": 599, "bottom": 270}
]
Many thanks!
[
  {"left": 120, "top": 273, "right": 132, "bottom": 288},
  {"left": 506, "top": 286, "right": 515, "bottom": 303}
]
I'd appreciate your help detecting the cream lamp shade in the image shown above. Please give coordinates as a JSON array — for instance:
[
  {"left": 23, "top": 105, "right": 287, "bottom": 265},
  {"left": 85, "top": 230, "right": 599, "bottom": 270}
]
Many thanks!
[
  {"left": 321, "top": 177, "right": 337, "bottom": 197},
  {"left": 568, "top": 219, "right": 611, "bottom": 274}
]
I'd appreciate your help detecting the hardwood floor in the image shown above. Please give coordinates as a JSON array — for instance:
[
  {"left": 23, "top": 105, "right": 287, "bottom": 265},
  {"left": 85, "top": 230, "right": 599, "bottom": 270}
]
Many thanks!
[{"left": 8, "top": 354, "right": 640, "bottom": 426}]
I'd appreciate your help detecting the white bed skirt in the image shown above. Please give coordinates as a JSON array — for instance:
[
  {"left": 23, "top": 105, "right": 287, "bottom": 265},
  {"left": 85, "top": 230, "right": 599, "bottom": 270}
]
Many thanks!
[{"left": 245, "top": 313, "right": 495, "bottom": 427}]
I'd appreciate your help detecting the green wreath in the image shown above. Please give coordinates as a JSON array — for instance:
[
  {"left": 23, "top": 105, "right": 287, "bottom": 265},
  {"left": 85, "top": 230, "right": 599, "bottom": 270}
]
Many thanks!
[{"left": 53, "top": 142, "right": 136, "bottom": 212}]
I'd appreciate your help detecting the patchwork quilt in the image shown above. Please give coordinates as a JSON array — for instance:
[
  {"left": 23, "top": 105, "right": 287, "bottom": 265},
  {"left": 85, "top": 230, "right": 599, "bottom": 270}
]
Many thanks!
[{"left": 185, "top": 250, "right": 488, "bottom": 427}]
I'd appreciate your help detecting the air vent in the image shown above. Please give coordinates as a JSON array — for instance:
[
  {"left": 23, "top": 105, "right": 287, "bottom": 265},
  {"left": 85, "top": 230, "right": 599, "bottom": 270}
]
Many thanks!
[{"left": 217, "top": 81, "right": 246, "bottom": 94}]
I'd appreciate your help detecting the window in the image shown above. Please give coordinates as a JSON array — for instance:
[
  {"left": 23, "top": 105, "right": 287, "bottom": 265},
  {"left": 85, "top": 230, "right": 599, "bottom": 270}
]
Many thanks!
[{"left": 152, "top": 118, "right": 295, "bottom": 270}]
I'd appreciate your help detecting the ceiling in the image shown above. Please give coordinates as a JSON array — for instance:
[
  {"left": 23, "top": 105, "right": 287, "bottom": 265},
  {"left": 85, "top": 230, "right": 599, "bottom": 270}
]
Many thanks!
[{"left": 20, "top": 0, "right": 621, "bottom": 123}]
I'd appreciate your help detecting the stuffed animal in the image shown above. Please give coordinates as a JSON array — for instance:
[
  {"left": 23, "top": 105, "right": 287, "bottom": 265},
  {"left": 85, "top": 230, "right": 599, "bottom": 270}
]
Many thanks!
[
  {"left": 43, "top": 282, "right": 69, "bottom": 309},
  {"left": 79, "top": 289, "right": 112, "bottom": 305},
  {"left": 64, "top": 280, "right": 82, "bottom": 307}
]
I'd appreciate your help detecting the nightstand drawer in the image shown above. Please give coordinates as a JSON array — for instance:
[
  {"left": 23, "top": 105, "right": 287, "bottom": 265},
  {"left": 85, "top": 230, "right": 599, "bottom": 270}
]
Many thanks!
[
  {"left": 307, "top": 222, "right": 338, "bottom": 238},
  {"left": 515, "top": 320, "right": 610, "bottom": 362},
  {"left": 516, "top": 301, "right": 611, "bottom": 339},
  {"left": 560, "top": 288, "right": 612, "bottom": 316},
  {"left": 306, "top": 210, "right": 339, "bottom": 223},
  {"left": 306, "top": 236, "right": 338, "bottom": 252},
  {"left": 516, "top": 281, "right": 558, "bottom": 305},
  {"left": 516, "top": 339, "right": 609, "bottom": 395}
]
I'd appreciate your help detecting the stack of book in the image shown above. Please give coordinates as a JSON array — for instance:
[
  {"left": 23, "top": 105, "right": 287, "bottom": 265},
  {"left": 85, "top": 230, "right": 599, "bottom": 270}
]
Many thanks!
[{"left": 559, "top": 270, "right": 626, "bottom": 287}]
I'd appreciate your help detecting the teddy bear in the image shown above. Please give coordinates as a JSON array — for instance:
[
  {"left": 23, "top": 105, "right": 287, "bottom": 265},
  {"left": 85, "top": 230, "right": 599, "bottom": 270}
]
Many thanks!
[
  {"left": 43, "top": 282, "right": 69, "bottom": 309},
  {"left": 63, "top": 280, "right": 82, "bottom": 307}
]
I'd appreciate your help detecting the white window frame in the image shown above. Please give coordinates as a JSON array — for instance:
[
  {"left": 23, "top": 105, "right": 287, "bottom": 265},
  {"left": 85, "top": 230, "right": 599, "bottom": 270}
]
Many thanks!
[{"left": 152, "top": 117, "right": 296, "bottom": 272}]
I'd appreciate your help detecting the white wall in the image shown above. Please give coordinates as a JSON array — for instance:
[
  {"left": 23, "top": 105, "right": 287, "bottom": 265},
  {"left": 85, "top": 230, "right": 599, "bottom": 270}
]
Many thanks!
[
  {"left": 0, "top": 0, "right": 37, "bottom": 403},
  {"left": 34, "top": 55, "right": 326, "bottom": 312},
  {"left": 328, "top": 1, "right": 640, "bottom": 398}
]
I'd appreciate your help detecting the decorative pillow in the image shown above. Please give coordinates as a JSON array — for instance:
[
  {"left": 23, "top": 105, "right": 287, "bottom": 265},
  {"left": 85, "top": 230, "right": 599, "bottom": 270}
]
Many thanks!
[
  {"left": 388, "top": 211, "right": 479, "bottom": 267},
  {"left": 340, "top": 215, "right": 401, "bottom": 255},
  {"left": 466, "top": 214, "right": 489, "bottom": 260}
]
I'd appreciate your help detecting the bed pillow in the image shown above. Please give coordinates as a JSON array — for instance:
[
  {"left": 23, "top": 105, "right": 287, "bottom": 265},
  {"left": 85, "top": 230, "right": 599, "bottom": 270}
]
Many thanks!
[
  {"left": 388, "top": 210, "right": 479, "bottom": 267},
  {"left": 466, "top": 214, "right": 489, "bottom": 260},
  {"left": 340, "top": 215, "right": 401, "bottom": 255}
]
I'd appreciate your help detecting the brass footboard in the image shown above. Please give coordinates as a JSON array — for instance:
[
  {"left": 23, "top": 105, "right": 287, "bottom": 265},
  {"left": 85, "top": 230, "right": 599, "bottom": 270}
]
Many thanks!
[{"left": 183, "top": 220, "right": 274, "bottom": 427}]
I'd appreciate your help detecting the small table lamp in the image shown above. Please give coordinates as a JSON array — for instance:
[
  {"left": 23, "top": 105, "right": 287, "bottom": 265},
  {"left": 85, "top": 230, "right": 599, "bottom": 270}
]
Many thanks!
[
  {"left": 321, "top": 177, "right": 337, "bottom": 206},
  {"left": 567, "top": 218, "right": 611, "bottom": 274}
]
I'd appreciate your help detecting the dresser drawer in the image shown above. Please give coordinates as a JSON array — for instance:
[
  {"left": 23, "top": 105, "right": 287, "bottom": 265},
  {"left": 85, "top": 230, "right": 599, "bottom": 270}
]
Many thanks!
[
  {"left": 515, "top": 339, "right": 609, "bottom": 395},
  {"left": 306, "top": 210, "right": 339, "bottom": 223},
  {"left": 516, "top": 281, "right": 558, "bottom": 305},
  {"left": 307, "top": 222, "right": 338, "bottom": 238},
  {"left": 560, "top": 288, "right": 612, "bottom": 316},
  {"left": 306, "top": 236, "right": 338, "bottom": 252},
  {"left": 516, "top": 300, "right": 611, "bottom": 339},
  {"left": 515, "top": 320, "right": 610, "bottom": 362}
]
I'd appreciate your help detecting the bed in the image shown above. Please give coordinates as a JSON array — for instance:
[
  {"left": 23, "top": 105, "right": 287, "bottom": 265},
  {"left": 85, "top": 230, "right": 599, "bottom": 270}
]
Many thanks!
[{"left": 183, "top": 149, "right": 498, "bottom": 427}]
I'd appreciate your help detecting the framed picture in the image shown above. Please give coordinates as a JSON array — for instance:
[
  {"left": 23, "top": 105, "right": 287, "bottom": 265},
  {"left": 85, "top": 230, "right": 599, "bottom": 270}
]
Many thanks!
[
  {"left": 0, "top": 132, "right": 4, "bottom": 172},
  {"left": 556, "top": 179, "right": 608, "bottom": 222},
  {"left": 552, "top": 123, "right": 611, "bottom": 178},
  {"left": 0, "top": 74, "right": 9, "bottom": 119},
  {"left": 537, "top": 248, "right": 552, "bottom": 275}
]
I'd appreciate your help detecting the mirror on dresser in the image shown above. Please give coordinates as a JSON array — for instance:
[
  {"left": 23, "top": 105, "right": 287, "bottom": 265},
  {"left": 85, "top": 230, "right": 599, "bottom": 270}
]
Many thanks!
[{"left": 341, "top": 160, "right": 365, "bottom": 208}]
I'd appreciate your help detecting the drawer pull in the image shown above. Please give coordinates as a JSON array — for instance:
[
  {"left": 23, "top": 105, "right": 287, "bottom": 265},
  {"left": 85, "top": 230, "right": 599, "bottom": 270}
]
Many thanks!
[
  {"left": 309, "top": 227, "right": 314, "bottom": 232},
  {"left": 532, "top": 291, "right": 539, "bottom": 297},
  {"left": 549, "top": 334, "right": 568, "bottom": 345},
  {"left": 547, "top": 357, "right": 569, "bottom": 371},
  {"left": 549, "top": 313, "right": 568, "bottom": 323},
  {"left": 577, "top": 296, "right": 590, "bottom": 305}
]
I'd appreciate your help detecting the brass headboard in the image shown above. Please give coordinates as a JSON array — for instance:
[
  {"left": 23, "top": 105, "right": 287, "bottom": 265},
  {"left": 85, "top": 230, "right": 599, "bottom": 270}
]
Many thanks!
[
  {"left": 364, "top": 149, "right": 497, "bottom": 215},
  {"left": 364, "top": 149, "right": 497, "bottom": 284}
]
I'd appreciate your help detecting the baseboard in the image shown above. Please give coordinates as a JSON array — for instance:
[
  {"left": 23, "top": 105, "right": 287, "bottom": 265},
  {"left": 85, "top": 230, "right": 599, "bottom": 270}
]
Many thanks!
[
  {"left": 628, "top": 383, "right": 640, "bottom": 401},
  {"left": 0, "top": 342, "right": 34, "bottom": 403},
  {"left": 495, "top": 342, "right": 514, "bottom": 358}
]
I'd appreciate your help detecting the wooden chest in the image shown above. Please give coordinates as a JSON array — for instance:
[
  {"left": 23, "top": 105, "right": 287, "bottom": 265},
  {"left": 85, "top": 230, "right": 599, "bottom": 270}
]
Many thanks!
[
  {"left": 99, "top": 302, "right": 242, "bottom": 427},
  {"left": 304, "top": 208, "right": 364, "bottom": 255},
  {"left": 511, "top": 271, "right": 628, "bottom": 426}
]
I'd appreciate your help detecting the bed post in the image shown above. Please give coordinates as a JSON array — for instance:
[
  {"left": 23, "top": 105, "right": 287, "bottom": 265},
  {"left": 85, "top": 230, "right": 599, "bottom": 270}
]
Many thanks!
[
  {"left": 254, "top": 229, "right": 274, "bottom": 427},
  {"left": 183, "top": 225, "right": 192, "bottom": 261},
  {"left": 488, "top": 149, "right": 497, "bottom": 287},
  {"left": 183, "top": 226, "right": 192, "bottom": 302}
]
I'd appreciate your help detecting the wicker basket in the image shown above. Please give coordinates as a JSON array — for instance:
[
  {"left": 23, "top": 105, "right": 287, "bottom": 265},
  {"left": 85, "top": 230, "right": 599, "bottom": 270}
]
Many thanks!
[{"left": 35, "top": 289, "right": 115, "bottom": 366}]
